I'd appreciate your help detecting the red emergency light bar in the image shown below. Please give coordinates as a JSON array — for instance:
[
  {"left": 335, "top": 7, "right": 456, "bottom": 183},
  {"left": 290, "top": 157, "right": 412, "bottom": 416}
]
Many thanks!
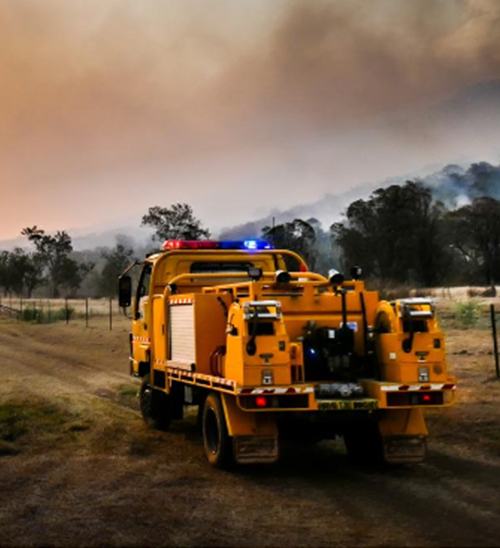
[
  {"left": 163, "top": 240, "right": 219, "bottom": 250},
  {"left": 162, "top": 239, "right": 273, "bottom": 251}
]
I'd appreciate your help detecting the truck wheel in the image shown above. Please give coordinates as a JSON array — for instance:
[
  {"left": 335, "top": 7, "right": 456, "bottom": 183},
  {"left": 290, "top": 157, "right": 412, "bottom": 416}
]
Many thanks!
[
  {"left": 202, "top": 393, "right": 233, "bottom": 469},
  {"left": 140, "top": 374, "right": 172, "bottom": 431},
  {"left": 344, "top": 422, "right": 384, "bottom": 464}
]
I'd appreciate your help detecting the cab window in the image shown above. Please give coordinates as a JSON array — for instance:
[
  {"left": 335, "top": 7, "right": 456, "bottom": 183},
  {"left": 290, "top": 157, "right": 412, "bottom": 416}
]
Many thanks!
[
  {"left": 190, "top": 262, "right": 253, "bottom": 274},
  {"left": 135, "top": 264, "right": 152, "bottom": 319},
  {"left": 138, "top": 264, "right": 152, "bottom": 298}
]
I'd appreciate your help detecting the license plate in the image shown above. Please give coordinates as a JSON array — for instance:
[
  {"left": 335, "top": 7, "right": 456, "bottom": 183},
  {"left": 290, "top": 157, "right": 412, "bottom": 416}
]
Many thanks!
[{"left": 317, "top": 399, "right": 378, "bottom": 411}]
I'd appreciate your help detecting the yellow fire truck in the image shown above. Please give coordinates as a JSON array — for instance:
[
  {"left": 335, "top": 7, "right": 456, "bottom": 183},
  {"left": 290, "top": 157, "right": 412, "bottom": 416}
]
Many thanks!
[{"left": 119, "top": 239, "right": 456, "bottom": 468}]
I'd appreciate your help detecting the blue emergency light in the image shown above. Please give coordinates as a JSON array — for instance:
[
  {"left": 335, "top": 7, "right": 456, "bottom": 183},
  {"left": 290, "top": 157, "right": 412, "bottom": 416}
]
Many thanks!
[{"left": 219, "top": 239, "right": 272, "bottom": 250}]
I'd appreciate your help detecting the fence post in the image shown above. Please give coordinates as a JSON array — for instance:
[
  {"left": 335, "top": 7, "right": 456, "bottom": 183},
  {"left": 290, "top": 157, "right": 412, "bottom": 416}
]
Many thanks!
[
  {"left": 85, "top": 298, "right": 89, "bottom": 327},
  {"left": 490, "top": 304, "right": 500, "bottom": 379},
  {"left": 48, "top": 300, "right": 51, "bottom": 323},
  {"left": 65, "top": 298, "right": 69, "bottom": 324},
  {"left": 20, "top": 298, "right": 23, "bottom": 316},
  {"left": 109, "top": 298, "right": 113, "bottom": 331}
]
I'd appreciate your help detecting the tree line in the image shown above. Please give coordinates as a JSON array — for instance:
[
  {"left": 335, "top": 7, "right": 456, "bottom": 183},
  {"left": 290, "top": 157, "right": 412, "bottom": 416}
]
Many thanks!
[
  {"left": 1, "top": 184, "right": 499, "bottom": 299},
  {"left": 266, "top": 182, "right": 500, "bottom": 288},
  {"left": 0, "top": 205, "right": 207, "bottom": 299},
  {"left": 0, "top": 228, "right": 133, "bottom": 299}
]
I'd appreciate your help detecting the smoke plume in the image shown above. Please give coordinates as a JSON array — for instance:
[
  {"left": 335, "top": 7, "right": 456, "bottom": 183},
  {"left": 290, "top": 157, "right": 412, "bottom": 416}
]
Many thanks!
[
  {"left": 0, "top": 0, "right": 499, "bottom": 239},
  {"left": 422, "top": 162, "right": 500, "bottom": 206}
]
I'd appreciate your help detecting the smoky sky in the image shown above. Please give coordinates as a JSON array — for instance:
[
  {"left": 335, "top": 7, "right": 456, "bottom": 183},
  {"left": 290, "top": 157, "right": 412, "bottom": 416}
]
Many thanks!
[{"left": 0, "top": 0, "right": 499, "bottom": 240}]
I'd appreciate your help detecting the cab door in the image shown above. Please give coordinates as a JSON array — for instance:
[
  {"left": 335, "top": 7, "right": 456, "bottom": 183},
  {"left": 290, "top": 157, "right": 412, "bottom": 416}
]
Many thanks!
[{"left": 132, "top": 263, "right": 152, "bottom": 376}]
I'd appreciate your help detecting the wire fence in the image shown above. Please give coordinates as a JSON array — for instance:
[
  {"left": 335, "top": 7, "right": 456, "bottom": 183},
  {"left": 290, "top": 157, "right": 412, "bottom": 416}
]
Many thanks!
[
  {"left": 0, "top": 297, "right": 122, "bottom": 329},
  {"left": 1, "top": 292, "right": 499, "bottom": 377}
]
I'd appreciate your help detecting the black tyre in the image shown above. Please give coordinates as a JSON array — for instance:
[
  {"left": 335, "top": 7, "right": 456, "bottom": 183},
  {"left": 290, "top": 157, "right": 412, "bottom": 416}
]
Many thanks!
[
  {"left": 344, "top": 422, "right": 384, "bottom": 464},
  {"left": 140, "top": 374, "right": 172, "bottom": 431},
  {"left": 202, "top": 393, "right": 233, "bottom": 469}
]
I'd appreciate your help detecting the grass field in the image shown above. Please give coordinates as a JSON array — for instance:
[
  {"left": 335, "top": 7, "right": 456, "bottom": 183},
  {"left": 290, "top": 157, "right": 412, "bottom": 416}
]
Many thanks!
[{"left": 1, "top": 303, "right": 500, "bottom": 547}]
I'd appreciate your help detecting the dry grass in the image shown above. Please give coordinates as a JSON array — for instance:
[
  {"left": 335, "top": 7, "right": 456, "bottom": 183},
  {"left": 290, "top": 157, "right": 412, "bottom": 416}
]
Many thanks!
[
  {"left": 1, "top": 304, "right": 500, "bottom": 547},
  {"left": 427, "top": 324, "right": 500, "bottom": 458}
]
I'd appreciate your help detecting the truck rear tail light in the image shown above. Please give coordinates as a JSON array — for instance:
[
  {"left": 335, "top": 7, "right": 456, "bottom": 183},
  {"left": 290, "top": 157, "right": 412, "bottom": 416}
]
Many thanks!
[
  {"left": 239, "top": 395, "right": 309, "bottom": 410},
  {"left": 386, "top": 391, "right": 444, "bottom": 407},
  {"left": 415, "top": 392, "right": 443, "bottom": 405}
]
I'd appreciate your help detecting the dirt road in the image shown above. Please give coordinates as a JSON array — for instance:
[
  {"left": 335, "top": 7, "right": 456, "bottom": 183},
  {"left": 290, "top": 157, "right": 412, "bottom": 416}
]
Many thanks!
[{"left": 1, "top": 318, "right": 499, "bottom": 547}]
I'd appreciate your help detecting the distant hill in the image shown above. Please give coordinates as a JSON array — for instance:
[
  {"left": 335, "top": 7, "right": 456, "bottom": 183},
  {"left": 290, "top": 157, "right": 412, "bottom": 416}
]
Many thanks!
[
  {"left": 220, "top": 79, "right": 500, "bottom": 238},
  {"left": 219, "top": 181, "right": 381, "bottom": 239},
  {"left": 219, "top": 160, "right": 500, "bottom": 239}
]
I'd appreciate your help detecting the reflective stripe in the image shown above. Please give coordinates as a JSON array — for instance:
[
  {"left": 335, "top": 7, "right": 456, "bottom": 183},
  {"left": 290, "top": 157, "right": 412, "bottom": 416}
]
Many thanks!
[
  {"left": 155, "top": 361, "right": 313, "bottom": 394},
  {"left": 169, "top": 298, "right": 194, "bottom": 305},
  {"left": 160, "top": 363, "right": 237, "bottom": 388},
  {"left": 239, "top": 386, "right": 314, "bottom": 395},
  {"left": 381, "top": 384, "right": 456, "bottom": 392}
]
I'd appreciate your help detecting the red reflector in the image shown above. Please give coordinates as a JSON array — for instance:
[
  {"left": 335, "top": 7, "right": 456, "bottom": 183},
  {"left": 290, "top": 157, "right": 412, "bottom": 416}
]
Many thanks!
[
  {"left": 422, "top": 394, "right": 432, "bottom": 402},
  {"left": 255, "top": 396, "right": 268, "bottom": 407},
  {"left": 299, "top": 264, "right": 307, "bottom": 272}
]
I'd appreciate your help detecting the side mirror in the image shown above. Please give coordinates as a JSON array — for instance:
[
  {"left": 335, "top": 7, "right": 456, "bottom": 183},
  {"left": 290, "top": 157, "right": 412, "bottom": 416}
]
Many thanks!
[{"left": 118, "top": 275, "right": 132, "bottom": 308}]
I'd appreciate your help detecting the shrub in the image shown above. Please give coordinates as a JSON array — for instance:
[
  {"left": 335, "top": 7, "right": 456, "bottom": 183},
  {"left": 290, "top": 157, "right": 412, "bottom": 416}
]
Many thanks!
[
  {"left": 21, "top": 306, "right": 45, "bottom": 323},
  {"left": 57, "top": 306, "right": 75, "bottom": 321},
  {"left": 20, "top": 305, "right": 75, "bottom": 323},
  {"left": 455, "top": 300, "right": 481, "bottom": 327}
]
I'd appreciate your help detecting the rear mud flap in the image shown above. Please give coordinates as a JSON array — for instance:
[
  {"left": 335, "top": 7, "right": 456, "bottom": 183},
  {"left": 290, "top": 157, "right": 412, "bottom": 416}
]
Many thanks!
[
  {"left": 383, "top": 435, "right": 427, "bottom": 464},
  {"left": 233, "top": 436, "right": 279, "bottom": 464}
]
